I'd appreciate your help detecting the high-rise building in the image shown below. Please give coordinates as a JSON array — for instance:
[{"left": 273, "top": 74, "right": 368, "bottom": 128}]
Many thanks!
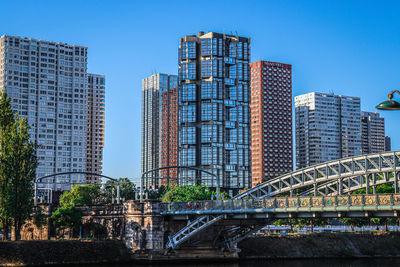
[
  {"left": 361, "top": 111, "right": 385, "bottom": 154},
  {"left": 141, "top": 73, "right": 178, "bottom": 187},
  {"left": 0, "top": 35, "right": 89, "bottom": 190},
  {"left": 250, "top": 61, "right": 293, "bottom": 187},
  {"left": 295, "top": 92, "right": 361, "bottom": 169},
  {"left": 160, "top": 87, "right": 179, "bottom": 185},
  {"left": 87, "top": 74, "right": 105, "bottom": 183},
  {"left": 385, "top": 136, "right": 391, "bottom": 152},
  {"left": 178, "top": 31, "right": 251, "bottom": 194}
]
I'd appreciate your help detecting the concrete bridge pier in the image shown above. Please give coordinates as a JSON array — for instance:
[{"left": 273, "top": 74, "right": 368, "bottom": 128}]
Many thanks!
[
  {"left": 123, "top": 200, "right": 165, "bottom": 252},
  {"left": 123, "top": 200, "right": 239, "bottom": 260}
]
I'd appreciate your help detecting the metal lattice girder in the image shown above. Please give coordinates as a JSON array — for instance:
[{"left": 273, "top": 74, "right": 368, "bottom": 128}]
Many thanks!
[
  {"left": 166, "top": 152, "right": 400, "bottom": 250},
  {"left": 166, "top": 214, "right": 224, "bottom": 249},
  {"left": 300, "top": 171, "right": 399, "bottom": 196},
  {"left": 235, "top": 151, "right": 400, "bottom": 199}
]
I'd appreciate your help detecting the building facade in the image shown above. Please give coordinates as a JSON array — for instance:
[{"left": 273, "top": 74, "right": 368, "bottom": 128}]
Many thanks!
[
  {"left": 87, "top": 74, "right": 105, "bottom": 183},
  {"left": 361, "top": 111, "right": 385, "bottom": 154},
  {"left": 141, "top": 73, "right": 178, "bottom": 187},
  {"left": 0, "top": 35, "right": 89, "bottom": 190},
  {"left": 160, "top": 87, "right": 179, "bottom": 185},
  {"left": 385, "top": 136, "right": 391, "bottom": 151},
  {"left": 178, "top": 32, "right": 251, "bottom": 194},
  {"left": 250, "top": 61, "right": 293, "bottom": 187},
  {"left": 295, "top": 92, "right": 361, "bottom": 169}
]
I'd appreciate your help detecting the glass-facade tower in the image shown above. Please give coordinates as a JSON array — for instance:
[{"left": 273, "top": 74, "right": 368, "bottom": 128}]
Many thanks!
[
  {"left": 178, "top": 32, "right": 251, "bottom": 194},
  {"left": 141, "top": 73, "right": 178, "bottom": 187}
]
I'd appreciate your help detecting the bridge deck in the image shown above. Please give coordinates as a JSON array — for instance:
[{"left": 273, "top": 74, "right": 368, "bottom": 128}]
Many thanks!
[{"left": 161, "top": 194, "right": 400, "bottom": 218}]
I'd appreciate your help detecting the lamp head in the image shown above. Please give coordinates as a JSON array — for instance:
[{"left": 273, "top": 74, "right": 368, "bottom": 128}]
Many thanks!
[
  {"left": 376, "top": 90, "right": 400, "bottom": 110},
  {"left": 376, "top": 100, "right": 400, "bottom": 110}
]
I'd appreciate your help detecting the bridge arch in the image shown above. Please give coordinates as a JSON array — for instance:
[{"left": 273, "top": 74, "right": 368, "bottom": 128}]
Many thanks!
[
  {"left": 34, "top": 171, "right": 120, "bottom": 205},
  {"left": 236, "top": 151, "right": 400, "bottom": 199},
  {"left": 166, "top": 151, "right": 400, "bottom": 250}
]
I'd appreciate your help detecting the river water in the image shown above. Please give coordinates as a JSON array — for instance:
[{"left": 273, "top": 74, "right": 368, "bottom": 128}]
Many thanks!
[{"left": 62, "top": 258, "right": 400, "bottom": 267}]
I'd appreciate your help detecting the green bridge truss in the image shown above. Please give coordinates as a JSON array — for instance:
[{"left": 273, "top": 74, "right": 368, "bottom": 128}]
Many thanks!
[{"left": 165, "top": 151, "right": 400, "bottom": 250}]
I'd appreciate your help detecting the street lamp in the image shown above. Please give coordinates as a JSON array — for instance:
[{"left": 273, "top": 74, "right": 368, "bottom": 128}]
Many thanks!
[{"left": 376, "top": 90, "right": 400, "bottom": 110}]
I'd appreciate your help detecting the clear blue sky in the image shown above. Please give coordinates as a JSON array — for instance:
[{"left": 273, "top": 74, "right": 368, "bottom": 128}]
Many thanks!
[{"left": 1, "top": 0, "right": 400, "bottom": 182}]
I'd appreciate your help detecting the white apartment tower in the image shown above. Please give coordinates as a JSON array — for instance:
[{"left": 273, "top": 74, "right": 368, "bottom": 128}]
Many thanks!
[
  {"left": 141, "top": 73, "right": 178, "bottom": 186},
  {"left": 295, "top": 92, "right": 362, "bottom": 169},
  {"left": 0, "top": 35, "right": 104, "bottom": 191},
  {"left": 361, "top": 111, "right": 385, "bottom": 154}
]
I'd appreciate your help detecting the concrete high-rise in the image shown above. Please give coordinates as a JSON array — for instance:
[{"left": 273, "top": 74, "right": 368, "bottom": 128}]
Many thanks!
[
  {"left": 295, "top": 92, "right": 361, "bottom": 169},
  {"left": 361, "top": 111, "right": 385, "bottom": 154},
  {"left": 87, "top": 74, "right": 105, "bottom": 183},
  {"left": 0, "top": 35, "right": 90, "bottom": 190},
  {"left": 141, "top": 73, "right": 178, "bottom": 187},
  {"left": 178, "top": 31, "right": 251, "bottom": 194},
  {"left": 250, "top": 61, "right": 293, "bottom": 187}
]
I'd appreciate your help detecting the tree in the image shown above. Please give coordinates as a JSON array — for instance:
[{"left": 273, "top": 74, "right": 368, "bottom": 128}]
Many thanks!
[
  {"left": 0, "top": 92, "right": 37, "bottom": 240},
  {"left": 51, "top": 206, "right": 83, "bottom": 237},
  {"left": 0, "top": 91, "right": 14, "bottom": 240},
  {"left": 103, "top": 178, "right": 136, "bottom": 203},
  {"left": 59, "top": 184, "right": 103, "bottom": 207},
  {"left": 52, "top": 184, "right": 103, "bottom": 238},
  {"left": 160, "top": 184, "right": 214, "bottom": 202}
]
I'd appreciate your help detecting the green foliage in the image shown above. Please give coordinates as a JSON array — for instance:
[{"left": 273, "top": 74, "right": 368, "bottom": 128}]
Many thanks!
[
  {"left": 0, "top": 91, "right": 14, "bottom": 239},
  {"left": 51, "top": 206, "right": 83, "bottom": 232},
  {"left": 33, "top": 207, "right": 47, "bottom": 229},
  {"left": 52, "top": 184, "right": 103, "bottom": 236},
  {"left": 147, "top": 185, "right": 167, "bottom": 200},
  {"left": 103, "top": 178, "right": 136, "bottom": 202},
  {"left": 160, "top": 184, "right": 214, "bottom": 202},
  {"left": 0, "top": 91, "right": 38, "bottom": 240},
  {"left": 59, "top": 184, "right": 103, "bottom": 207}
]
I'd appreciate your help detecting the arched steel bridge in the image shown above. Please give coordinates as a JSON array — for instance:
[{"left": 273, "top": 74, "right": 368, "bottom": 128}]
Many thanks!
[
  {"left": 164, "top": 151, "right": 400, "bottom": 249},
  {"left": 34, "top": 171, "right": 121, "bottom": 205}
]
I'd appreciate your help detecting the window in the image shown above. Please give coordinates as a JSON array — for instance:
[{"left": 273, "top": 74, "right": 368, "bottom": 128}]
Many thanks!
[
  {"left": 201, "top": 81, "right": 221, "bottom": 99},
  {"left": 201, "top": 124, "right": 221, "bottom": 143},
  {"left": 181, "top": 104, "right": 196, "bottom": 122},
  {"left": 180, "top": 62, "right": 196, "bottom": 80},
  {"left": 201, "top": 103, "right": 222, "bottom": 121},
  {"left": 180, "top": 41, "right": 196, "bottom": 59},
  {"left": 181, "top": 84, "right": 196, "bottom": 101},
  {"left": 180, "top": 147, "right": 196, "bottom": 166},
  {"left": 180, "top": 126, "right": 196, "bottom": 145}
]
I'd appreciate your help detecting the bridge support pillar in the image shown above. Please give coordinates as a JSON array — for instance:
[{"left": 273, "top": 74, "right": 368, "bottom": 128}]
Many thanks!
[{"left": 123, "top": 200, "right": 165, "bottom": 252}]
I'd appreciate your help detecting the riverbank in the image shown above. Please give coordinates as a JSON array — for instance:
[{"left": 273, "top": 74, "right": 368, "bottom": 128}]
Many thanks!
[
  {"left": 2, "top": 233, "right": 400, "bottom": 265},
  {"left": 238, "top": 232, "right": 400, "bottom": 259},
  {"left": 0, "top": 240, "right": 132, "bottom": 266}
]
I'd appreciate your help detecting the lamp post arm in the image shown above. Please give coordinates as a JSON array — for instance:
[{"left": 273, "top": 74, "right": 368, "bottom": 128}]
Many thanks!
[{"left": 388, "top": 90, "right": 400, "bottom": 100}]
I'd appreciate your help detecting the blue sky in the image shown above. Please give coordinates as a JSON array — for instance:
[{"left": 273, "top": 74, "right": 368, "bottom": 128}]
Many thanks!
[{"left": 1, "top": 0, "right": 400, "bottom": 183}]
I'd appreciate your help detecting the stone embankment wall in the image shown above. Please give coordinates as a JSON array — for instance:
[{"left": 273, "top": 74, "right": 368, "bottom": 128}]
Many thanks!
[
  {"left": 0, "top": 240, "right": 131, "bottom": 266},
  {"left": 238, "top": 232, "right": 400, "bottom": 259}
]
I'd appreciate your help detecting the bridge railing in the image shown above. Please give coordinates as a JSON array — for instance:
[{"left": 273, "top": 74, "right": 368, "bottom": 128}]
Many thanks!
[{"left": 160, "top": 193, "right": 400, "bottom": 215}]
